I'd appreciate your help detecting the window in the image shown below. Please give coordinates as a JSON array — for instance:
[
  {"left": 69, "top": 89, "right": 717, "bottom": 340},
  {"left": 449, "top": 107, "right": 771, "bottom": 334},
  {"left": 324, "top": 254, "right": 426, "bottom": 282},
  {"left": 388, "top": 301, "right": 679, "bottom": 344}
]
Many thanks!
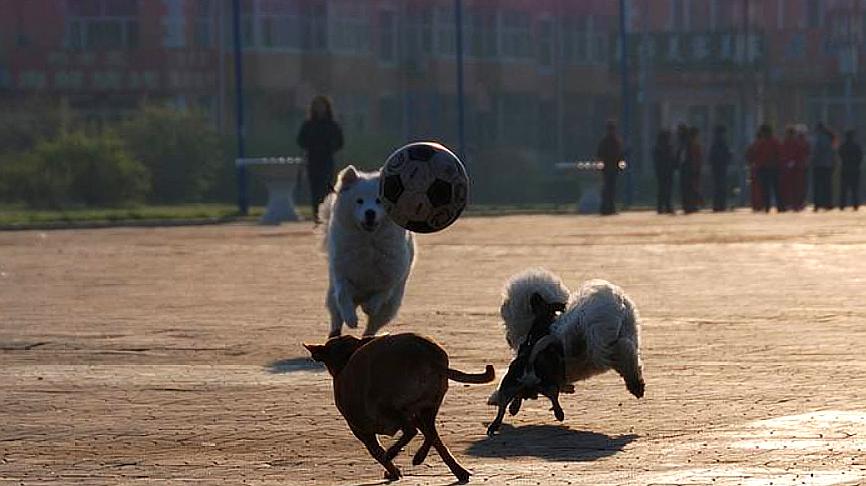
[
  {"left": 537, "top": 17, "right": 554, "bottom": 67},
  {"left": 806, "top": 0, "right": 822, "bottom": 29},
  {"left": 436, "top": 7, "right": 456, "bottom": 56},
  {"left": 66, "top": 0, "right": 139, "bottom": 50},
  {"left": 379, "top": 10, "right": 397, "bottom": 62},
  {"left": 466, "top": 8, "right": 498, "bottom": 59},
  {"left": 670, "top": 0, "right": 686, "bottom": 31},
  {"left": 301, "top": 1, "right": 327, "bottom": 50},
  {"left": 500, "top": 10, "right": 531, "bottom": 59},
  {"left": 562, "top": 16, "right": 603, "bottom": 65},
  {"left": 194, "top": 0, "right": 214, "bottom": 47},
  {"left": 163, "top": 0, "right": 185, "bottom": 48},
  {"left": 329, "top": 1, "right": 369, "bottom": 54},
  {"left": 258, "top": 0, "right": 302, "bottom": 49},
  {"left": 406, "top": 7, "right": 433, "bottom": 58}
]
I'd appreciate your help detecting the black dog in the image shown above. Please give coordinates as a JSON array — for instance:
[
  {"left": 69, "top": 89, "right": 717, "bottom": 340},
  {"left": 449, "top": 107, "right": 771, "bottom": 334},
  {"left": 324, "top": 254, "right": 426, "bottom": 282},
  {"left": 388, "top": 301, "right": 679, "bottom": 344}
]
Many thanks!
[{"left": 487, "top": 293, "right": 569, "bottom": 436}]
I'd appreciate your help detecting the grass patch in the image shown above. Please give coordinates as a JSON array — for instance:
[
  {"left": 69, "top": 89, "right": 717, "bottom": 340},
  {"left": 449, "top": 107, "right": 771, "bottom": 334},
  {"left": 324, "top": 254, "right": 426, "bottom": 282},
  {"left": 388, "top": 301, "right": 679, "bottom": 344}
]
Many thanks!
[{"left": 0, "top": 204, "right": 273, "bottom": 226}]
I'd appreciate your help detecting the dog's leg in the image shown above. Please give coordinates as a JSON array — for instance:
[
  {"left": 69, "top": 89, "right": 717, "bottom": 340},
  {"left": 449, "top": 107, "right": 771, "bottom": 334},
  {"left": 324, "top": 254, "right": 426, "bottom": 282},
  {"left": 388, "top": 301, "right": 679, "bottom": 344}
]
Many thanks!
[
  {"left": 417, "top": 408, "right": 470, "bottom": 484},
  {"left": 611, "top": 338, "right": 645, "bottom": 398},
  {"left": 326, "top": 286, "right": 342, "bottom": 338},
  {"left": 332, "top": 278, "right": 359, "bottom": 329},
  {"left": 508, "top": 397, "right": 523, "bottom": 416},
  {"left": 385, "top": 426, "right": 417, "bottom": 461},
  {"left": 412, "top": 436, "right": 432, "bottom": 466},
  {"left": 541, "top": 385, "right": 565, "bottom": 422},
  {"left": 350, "top": 426, "right": 402, "bottom": 481},
  {"left": 363, "top": 280, "right": 405, "bottom": 336},
  {"left": 486, "top": 403, "right": 509, "bottom": 436}
]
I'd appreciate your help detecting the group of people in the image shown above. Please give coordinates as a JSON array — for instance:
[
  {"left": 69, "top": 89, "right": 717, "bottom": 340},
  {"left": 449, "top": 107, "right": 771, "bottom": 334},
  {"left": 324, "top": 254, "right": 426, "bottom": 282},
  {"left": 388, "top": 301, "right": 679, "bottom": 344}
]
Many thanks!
[
  {"left": 636, "top": 122, "right": 862, "bottom": 215},
  {"left": 745, "top": 123, "right": 862, "bottom": 212}
]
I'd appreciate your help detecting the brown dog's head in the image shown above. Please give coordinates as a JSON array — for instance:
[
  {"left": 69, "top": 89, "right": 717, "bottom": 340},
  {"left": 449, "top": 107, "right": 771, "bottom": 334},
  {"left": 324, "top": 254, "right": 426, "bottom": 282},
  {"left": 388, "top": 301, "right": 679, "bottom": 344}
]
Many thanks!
[{"left": 304, "top": 335, "right": 377, "bottom": 377}]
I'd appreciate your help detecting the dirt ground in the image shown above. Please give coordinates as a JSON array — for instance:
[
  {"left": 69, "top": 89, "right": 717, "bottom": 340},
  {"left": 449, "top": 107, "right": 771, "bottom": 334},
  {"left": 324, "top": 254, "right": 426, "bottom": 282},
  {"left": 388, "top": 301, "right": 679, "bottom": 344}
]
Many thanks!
[{"left": 1, "top": 211, "right": 865, "bottom": 485}]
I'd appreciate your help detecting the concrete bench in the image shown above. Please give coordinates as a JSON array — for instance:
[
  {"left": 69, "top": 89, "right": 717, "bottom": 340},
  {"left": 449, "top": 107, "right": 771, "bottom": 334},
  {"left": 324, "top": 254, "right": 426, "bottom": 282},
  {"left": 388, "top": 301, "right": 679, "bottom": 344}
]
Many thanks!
[
  {"left": 236, "top": 157, "right": 305, "bottom": 225},
  {"left": 554, "top": 160, "right": 628, "bottom": 214}
]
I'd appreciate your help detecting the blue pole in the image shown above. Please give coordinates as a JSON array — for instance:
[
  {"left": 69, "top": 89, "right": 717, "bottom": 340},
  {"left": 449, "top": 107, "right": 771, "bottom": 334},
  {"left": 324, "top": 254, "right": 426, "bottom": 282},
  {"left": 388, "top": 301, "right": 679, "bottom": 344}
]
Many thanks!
[
  {"left": 232, "top": 0, "right": 248, "bottom": 215},
  {"left": 455, "top": 0, "right": 466, "bottom": 162},
  {"left": 619, "top": 0, "right": 632, "bottom": 206}
]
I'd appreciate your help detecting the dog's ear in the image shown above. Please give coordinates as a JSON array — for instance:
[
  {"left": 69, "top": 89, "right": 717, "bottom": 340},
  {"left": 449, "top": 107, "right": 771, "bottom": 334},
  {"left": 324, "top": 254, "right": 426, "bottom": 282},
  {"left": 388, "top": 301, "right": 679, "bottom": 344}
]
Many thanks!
[
  {"left": 337, "top": 165, "right": 359, "bottom": 191},
  {"left": 529, "top": 292, "right": 547, "bottom": 313},
  {"left": 303, "top": 343, "right": 325, "bottom": 361}
]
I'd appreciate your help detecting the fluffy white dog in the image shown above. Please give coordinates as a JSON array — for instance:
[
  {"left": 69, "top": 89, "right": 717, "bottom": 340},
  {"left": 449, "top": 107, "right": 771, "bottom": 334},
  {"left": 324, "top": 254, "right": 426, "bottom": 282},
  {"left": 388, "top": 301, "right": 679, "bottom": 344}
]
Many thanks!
[
  {"left": 319, "top": 165, "right": 416, "bottom": 338},
  {"left": 491, "top": 268, "right": 645, "bottom": 405}
]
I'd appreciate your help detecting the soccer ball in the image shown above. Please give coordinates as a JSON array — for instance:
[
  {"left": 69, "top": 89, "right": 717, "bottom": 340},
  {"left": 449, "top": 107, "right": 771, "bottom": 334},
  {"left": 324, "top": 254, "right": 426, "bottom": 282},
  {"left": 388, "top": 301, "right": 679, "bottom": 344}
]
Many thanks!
[{"left": 379, "top": 142, "right": 469, "bottom": 233}]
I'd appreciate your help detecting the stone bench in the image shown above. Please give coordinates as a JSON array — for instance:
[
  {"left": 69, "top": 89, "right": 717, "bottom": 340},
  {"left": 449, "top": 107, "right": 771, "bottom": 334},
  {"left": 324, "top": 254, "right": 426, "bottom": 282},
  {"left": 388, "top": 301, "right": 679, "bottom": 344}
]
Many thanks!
[{"left": 236, "top": 157, "right": 305, "bottom": 225}]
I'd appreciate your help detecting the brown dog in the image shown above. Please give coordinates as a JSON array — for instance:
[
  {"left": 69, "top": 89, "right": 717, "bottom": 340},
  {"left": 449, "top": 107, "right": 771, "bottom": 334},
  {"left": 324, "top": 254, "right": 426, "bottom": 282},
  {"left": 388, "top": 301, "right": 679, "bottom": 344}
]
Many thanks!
[{"left": 305, "top": 333, "right": 494, "bottom": 483}]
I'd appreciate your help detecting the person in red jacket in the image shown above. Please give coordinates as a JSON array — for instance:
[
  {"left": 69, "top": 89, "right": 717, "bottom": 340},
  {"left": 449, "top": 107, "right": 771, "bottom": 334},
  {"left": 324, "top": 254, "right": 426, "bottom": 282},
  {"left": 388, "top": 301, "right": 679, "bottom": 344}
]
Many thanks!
[
  {"left": 779, "top": 125, "right": 810, "bottom": 211},
  {"left": 747, "top": 124, "right": 784, "bottom": 212}
]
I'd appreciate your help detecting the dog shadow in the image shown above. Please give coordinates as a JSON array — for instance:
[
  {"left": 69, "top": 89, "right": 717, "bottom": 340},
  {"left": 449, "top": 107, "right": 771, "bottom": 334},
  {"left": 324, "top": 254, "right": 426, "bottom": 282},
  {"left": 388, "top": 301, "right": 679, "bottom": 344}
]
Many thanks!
[
  {"left": 264, "top": 357, "right": 324, "bottom": 374},
  {"left": 467, "top": 423, "right": 637, "bottom": 462}
]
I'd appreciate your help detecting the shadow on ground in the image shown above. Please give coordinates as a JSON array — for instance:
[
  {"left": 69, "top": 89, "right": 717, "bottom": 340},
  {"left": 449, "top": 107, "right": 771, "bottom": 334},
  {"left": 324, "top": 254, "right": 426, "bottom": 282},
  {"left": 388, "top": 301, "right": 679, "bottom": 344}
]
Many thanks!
[
  {"left": 265, "top": 357, "right": 324, "bottom": 373},
  {"left": 467, "top": 423, "right": 637, "bottom": 462}
]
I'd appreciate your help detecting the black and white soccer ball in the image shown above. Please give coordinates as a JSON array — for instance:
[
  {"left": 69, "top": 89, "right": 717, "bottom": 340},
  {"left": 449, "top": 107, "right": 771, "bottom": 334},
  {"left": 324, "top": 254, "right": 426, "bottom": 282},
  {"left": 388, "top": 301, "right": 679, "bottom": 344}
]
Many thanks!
[{"left": 379, "top": 142, "right": 468, "bottom": 233}]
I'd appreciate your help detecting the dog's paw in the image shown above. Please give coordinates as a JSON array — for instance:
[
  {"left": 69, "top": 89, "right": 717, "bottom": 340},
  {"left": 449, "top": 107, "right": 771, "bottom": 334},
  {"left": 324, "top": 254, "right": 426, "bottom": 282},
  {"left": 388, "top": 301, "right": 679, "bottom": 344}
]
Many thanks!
[
  {"left": 384, "top": 467, "right": 402, "bottom": 481},
  {"left": 551, "top": 406, "right": 565, "bottom": 422},
  {"left": 561, "top": 384, "right": 575, "bottom": 394},
  {"left": 628, "top": 380, "right": 645, "bottom": 399},
  {"left": 453, "top": 468, "right": 471, "bottom": 484}
]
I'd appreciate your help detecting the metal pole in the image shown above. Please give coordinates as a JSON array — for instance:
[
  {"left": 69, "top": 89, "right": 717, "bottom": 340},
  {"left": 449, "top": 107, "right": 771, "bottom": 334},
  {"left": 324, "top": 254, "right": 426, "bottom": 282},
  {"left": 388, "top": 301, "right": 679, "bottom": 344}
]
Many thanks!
[
  {"left": 232, "top": 0, "right": 248, "bottom": 215},
  {"left": 739, "top": 0, "right": 749, "bottom": 207},
  {"left": 619, "top": 0, "right": 632, "bottom": 206},
  {"left": 455, "top": 0, "right": 466, "bottom": 162}
]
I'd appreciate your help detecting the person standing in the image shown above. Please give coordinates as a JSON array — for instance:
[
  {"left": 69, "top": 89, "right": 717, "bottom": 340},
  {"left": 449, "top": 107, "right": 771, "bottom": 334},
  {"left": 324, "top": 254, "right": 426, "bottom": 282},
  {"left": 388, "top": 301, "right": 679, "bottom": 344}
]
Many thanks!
[
  {"left": 297, "top": 95, "right": 344, "bottom": 224},
  {"left": 709, "top": 125, "right": 732, "bottom": 212},
  {"left": 838, "top": 129, "right": 862, "bottom": 211},
  {"left": 747, "top": 124, "right": 784, "bottom": 213},
  {"left": 683, "top": 127, "right": 704, "bottom": 213},
  {"left": 780, "top": 125, "right": 810, "bottom": 211},
  {"left": 596, "top": 120, "right": 624, "bottom": 216},
  {"left": 793, "top": 126, "right": 811, "bottom": 210},
  {"left": 811, "top": 123, "right": 836, "bottom": 211},
  {"left": 675, "top": 124, "right": 691, "bottom": 213},
  {"left": 653, "top": 129, "right": 676, "bottom": 214}
]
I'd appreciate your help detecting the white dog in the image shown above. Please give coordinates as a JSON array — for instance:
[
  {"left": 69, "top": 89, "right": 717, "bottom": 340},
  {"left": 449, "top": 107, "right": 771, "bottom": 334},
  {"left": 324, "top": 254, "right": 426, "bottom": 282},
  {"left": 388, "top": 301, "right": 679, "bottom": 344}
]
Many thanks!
[
  {"left": 319, "top": 165, "right": 416, "bottom": 338},
  {"left": 491, "top": 268, "right": 645, "bottom": 406}
]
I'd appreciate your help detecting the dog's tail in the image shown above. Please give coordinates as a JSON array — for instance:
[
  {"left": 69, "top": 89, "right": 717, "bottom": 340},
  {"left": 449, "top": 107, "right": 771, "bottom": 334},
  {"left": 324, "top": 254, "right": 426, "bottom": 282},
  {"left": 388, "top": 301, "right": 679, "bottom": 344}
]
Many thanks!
[
  {"left": 447, "top": 364, "right": 495, "bottom": 384},
  {"left": 500, "top": 268, "right": 571, "bottom": 352},
  {"left": 316, "top": 192, "right": 336, "bottom": 251}
]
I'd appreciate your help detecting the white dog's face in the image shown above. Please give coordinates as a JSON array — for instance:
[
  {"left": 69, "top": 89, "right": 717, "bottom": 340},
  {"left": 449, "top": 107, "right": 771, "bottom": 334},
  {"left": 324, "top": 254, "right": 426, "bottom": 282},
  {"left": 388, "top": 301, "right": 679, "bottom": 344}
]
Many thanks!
[{"left": 336, "top": 166, "right": 386, "bottom": 232}]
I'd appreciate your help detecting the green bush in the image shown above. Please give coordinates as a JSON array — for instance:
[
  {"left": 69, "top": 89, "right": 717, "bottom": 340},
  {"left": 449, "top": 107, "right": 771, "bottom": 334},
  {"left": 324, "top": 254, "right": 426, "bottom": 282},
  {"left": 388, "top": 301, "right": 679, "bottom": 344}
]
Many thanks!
[
  {"left": 119, "top": 106, "right": 223, "bottom": 203},
  {"left": 0, "top": 132, "right": 149, "bottom": 209}
]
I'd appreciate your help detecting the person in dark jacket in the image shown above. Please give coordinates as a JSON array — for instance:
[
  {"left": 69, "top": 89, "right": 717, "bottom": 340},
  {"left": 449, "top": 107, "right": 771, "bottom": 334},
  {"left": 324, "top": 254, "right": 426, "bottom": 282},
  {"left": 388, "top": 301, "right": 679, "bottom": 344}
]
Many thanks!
[
  {"left": 811, "top": 122, "right": 836, "bottom": 211},
  {"left": 709, "top": 125, "right": 732, "bottom": 212},
  {"left": 653, "top": 129, "right": 675, "bottom": 214},
  {"left": 674, "top": 124, "right": 690, "bottom": 213},
  {"left": 683, "top": 126, "right": 704, "bottom": 213},
  {"left": 297, "top": 95, "right": 344, "bottom": 223},
  {"left": 596, "top": 120, "right": 624, "bottom": 216},
  {"left": 838, "top": 129, "right": 862, "bottom": 211}
]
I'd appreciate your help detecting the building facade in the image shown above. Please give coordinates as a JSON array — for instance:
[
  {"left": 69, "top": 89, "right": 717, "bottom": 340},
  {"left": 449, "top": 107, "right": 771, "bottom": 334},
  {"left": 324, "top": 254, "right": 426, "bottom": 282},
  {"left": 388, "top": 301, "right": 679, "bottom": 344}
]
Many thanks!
[{"left": 2, "top": 0, "right": 865, "bottom": 172}]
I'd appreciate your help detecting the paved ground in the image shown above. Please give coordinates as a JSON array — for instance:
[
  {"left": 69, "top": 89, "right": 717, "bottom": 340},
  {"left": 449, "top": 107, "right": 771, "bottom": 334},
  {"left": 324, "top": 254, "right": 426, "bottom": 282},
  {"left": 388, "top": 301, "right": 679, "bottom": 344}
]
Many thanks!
[{"left": 1, "top": 211, "right": 865, "bottom": 485}]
